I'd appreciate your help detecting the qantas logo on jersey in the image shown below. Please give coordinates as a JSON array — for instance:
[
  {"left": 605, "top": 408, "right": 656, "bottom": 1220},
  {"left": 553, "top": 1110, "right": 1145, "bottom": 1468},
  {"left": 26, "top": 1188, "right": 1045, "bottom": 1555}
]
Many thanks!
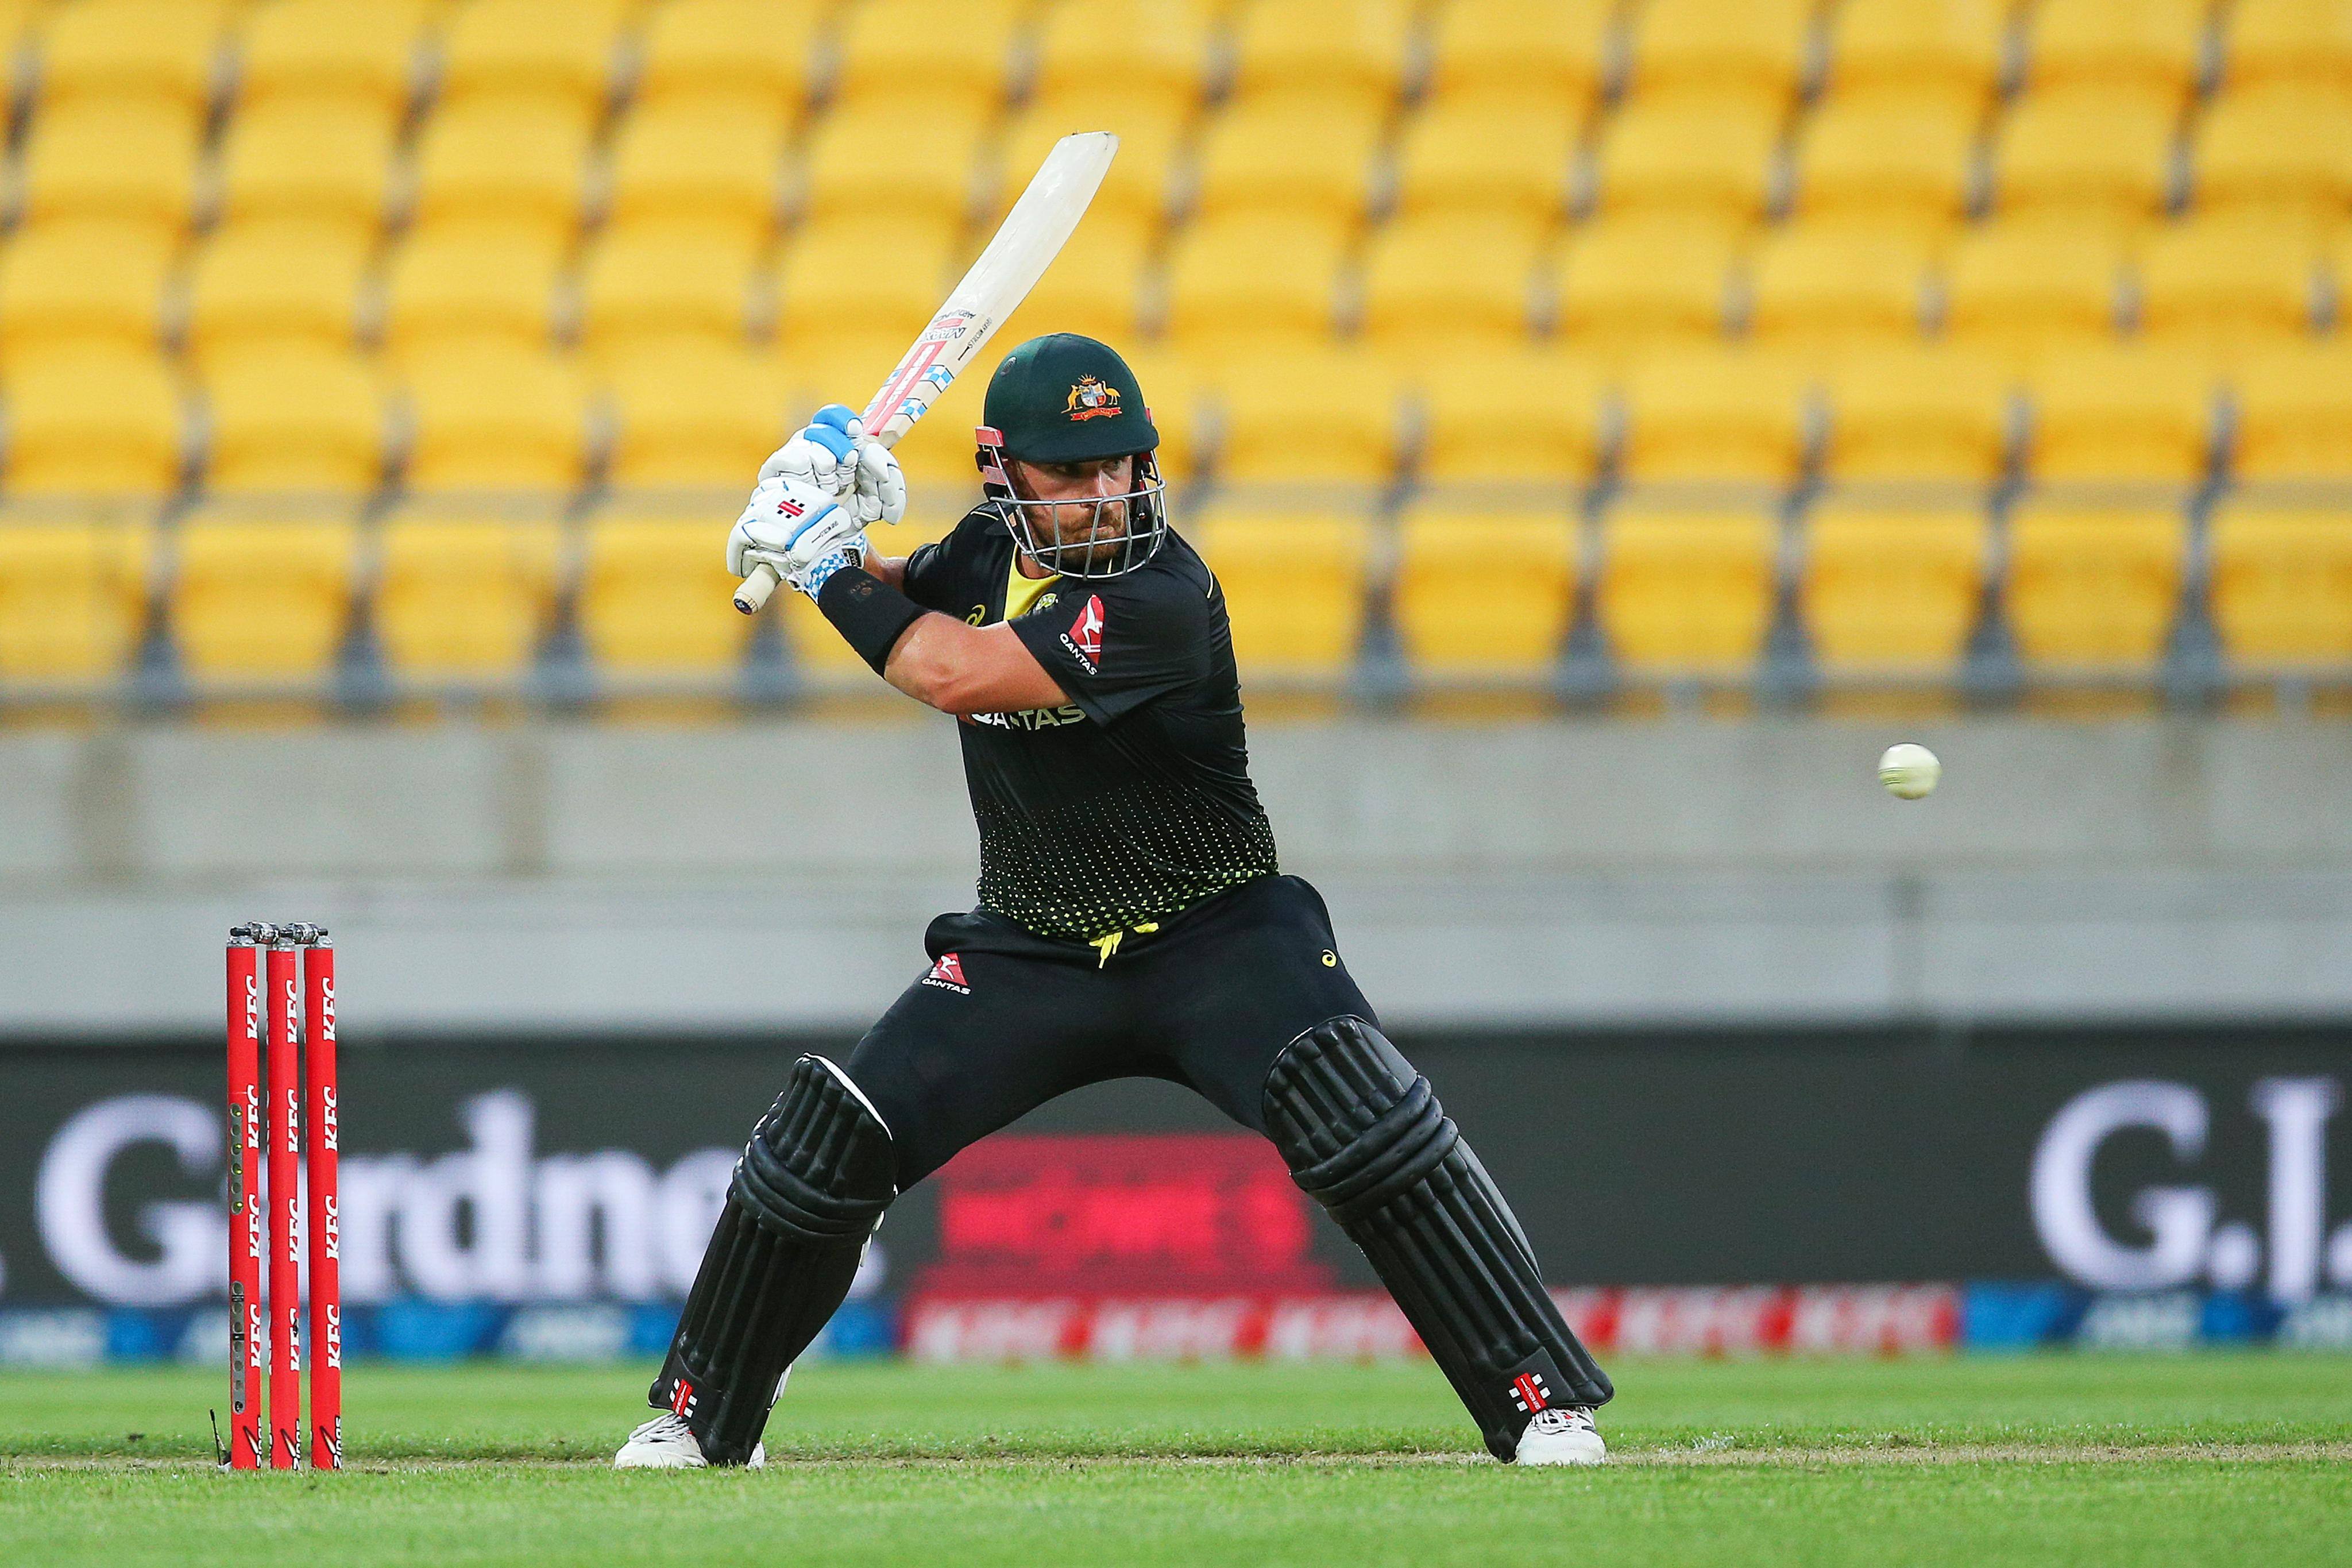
[
  {"left": 1061, "top": 596, "right": 1106, "bottom": 674},
  {"left": 967, "top": 702, "right": 1088, "bottom": 731},
  {"left": 922, "top": 952, "right": 972, "bottom": 994}
]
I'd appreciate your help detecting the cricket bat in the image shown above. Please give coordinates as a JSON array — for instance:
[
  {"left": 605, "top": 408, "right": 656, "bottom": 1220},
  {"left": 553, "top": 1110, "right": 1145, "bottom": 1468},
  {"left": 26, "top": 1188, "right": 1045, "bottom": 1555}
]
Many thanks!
[{"left": 732, "top": 130, "right": 1121, "bottom": 613}]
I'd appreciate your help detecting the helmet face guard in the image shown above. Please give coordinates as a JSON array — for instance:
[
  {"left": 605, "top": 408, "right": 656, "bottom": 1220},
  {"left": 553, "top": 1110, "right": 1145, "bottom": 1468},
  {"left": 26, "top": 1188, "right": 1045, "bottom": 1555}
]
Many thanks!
[{"left": 975, "top": 424, "right": 1169, "bottom": 579}]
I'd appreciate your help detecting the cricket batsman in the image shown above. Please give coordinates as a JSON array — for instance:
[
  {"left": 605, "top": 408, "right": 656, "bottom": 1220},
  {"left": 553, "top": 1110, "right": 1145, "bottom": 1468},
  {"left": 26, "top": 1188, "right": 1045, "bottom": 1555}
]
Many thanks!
[{"left": 614, "top": 334, "right": 1612, "bottom": 1469}]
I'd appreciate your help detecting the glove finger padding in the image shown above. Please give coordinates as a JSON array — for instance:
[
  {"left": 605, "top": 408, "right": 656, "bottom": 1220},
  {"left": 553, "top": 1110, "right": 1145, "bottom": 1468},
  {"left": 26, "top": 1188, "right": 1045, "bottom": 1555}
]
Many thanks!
[
  {"left": 852, "top": 442, "right": 908, "bottom": 526},
  {"left": 759, "top": 407, "right": 864, "bottom": 495}
]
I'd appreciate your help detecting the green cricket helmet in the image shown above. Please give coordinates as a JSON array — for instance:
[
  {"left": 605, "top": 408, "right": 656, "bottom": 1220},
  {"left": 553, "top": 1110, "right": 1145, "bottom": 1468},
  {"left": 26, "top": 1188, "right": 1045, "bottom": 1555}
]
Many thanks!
[{"left": 976, "top": 333, "right": 1168, "bottom": 577}]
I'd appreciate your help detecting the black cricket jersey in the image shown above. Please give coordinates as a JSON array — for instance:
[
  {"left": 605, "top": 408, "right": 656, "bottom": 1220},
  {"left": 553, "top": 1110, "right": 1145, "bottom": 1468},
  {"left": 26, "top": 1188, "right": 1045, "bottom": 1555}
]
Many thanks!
[{"left": 899, "top": 506, "right": 1279, "bottom": 945}]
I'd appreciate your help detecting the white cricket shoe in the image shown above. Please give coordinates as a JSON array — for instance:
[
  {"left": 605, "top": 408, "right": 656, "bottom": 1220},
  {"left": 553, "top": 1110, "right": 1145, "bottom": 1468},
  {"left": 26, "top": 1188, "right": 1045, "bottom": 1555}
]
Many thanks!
[
  {"left": 1514, "top": 1406, "right": 1606, "bottom": 1466},
  {"left": 613, "top": 1413, "right": 766, "bottom": 1470}
]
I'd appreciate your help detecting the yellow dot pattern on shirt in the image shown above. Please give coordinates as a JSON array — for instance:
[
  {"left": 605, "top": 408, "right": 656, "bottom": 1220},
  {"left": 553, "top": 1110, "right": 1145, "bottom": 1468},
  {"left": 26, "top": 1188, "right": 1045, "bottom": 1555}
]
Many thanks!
[{"left": 975, "top": 776, "right": 1280, "bottom": 945}]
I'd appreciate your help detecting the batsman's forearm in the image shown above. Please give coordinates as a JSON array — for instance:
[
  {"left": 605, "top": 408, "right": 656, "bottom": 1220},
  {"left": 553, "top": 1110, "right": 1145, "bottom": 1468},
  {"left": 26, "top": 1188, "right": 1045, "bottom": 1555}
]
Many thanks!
[{"left": 883, "top": 616, "right": 1069, "bottom": 717}]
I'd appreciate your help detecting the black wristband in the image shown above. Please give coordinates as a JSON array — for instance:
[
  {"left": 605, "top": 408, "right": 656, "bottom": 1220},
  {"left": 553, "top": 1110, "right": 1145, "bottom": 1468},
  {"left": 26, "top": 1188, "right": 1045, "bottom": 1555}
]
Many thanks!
[{"left": 816, "top": 566, "right": 929, "bottom": 677}]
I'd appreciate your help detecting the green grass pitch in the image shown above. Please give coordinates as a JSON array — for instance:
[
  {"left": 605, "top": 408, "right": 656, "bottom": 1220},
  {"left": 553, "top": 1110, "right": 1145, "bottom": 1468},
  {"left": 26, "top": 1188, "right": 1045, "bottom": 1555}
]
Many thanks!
[{"left": 4, "top": 1354, "right": 2347, "bottom": 1565}]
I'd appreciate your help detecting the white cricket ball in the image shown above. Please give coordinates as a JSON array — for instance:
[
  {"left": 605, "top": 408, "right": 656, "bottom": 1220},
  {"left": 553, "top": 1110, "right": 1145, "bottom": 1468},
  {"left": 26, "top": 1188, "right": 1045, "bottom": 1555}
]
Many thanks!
[{"left": 1878, "top": 743, "right": 1941, "bottom": 800}]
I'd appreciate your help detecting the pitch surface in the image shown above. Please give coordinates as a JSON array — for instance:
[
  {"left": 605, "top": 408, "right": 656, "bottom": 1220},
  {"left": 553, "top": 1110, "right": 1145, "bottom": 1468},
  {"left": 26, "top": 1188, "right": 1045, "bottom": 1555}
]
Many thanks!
[{"left": 3, "top": 1355, "right": 2346, "bottom": 1564}]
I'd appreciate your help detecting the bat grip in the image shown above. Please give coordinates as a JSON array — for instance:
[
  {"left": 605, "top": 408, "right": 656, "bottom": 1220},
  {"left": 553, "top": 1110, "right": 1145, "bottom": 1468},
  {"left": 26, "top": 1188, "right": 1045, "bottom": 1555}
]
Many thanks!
[{"left": 733, "top": 561, "right": 781, "bottom": 615}]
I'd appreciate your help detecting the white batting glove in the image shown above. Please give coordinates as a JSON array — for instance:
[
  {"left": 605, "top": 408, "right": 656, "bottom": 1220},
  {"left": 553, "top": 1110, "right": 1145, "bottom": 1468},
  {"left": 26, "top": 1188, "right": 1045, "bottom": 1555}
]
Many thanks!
[
  {"left": 725, "top": 472, "right": 867, "bottom": 582},
  {"left": 759, "top": 404, "right": 861, "bottom": 495},
  {"left": 759, "top": 405, "right": 908, "bottom": 528},
  {"left": 848, "top": 438, "right": 908, "bottom": 528}
]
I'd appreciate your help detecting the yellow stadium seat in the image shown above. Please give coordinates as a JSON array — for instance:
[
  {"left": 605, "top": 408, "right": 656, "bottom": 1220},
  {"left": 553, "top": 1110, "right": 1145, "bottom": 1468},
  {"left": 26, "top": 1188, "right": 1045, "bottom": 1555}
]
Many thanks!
[
  {"left": 1213, "top": 348, "right": 1403, "bottom": 487},
  {"left": 1619, "top": 349, "right": 1811, "bottom": 488},
  {"left": 830, "top": 0, "right": 1018, "bottom": 118},
  {"left": 636, "top": 0, "right": 820, "bottom": 118},
  {"left": 578, "top": 226, "right": 762, "bottom": 361},
  {"left": 400, "top": 345, "right": 588, "bottom": 492},
  {"left": 1393, "top": 505, "right": 1577, "bottom": 675},
  {"left": 2192, "top": 84, "right": 2352, "bottom": 226},
  {"left": 1414, "top": 347, "right": 1607, "bottom": 488},
  {"left": 1188, "top": 508, "right": 1370, "bottom": 679},
  {"left": 0, "top": 0, "right": 49, "bottom": 51},
  {"left": 604, "top": 99, "right": 786, "bottom": 249},
  {"left": 995, "top": 92, "right": 1184, "bottom": 229},
  {"left": 993, "top": 214, "right": 1156, "bottom": 349},
  {"left": 1942, "top": 217, "right": 2127, "bottom": 372},
  {"left": 1358, "top": 215, "right": 1544, "bottom": 353},
  {"left": 1389, "top": 99, "right": 1577, "bottom": 232},
  {"left": 2003, "top": 501, "right": 2184, "bottom": 669},
  {"left": 0, "top": 520, "right": 148, "bottom": 679},
  {"left": 2025, "top": 0, "right": 2208, "bottom": 106},
  {"left": 2208, "top": 502, "right": 2352, "bottom": 665},
  {"left": 1624, "top": 0, "right": 1814, "bottom": 111},
  {"left": 2225, "top": 0, "right": 2352, "bottom": 91},
  {"left": 1991, "top": 87, "right": 2181, "bottom": 231},
  {"left": 1161, "top": 213, "right": 1347, "bottom": 352},
  {"left": 184, "top": 222, "right": 368, "bottom": 366},
  {"left": 0, "top": 222, "right": 170, "bottom": 364},
  {"left": 2027, "top": 346, "right": 2216, "bottom": 485},
  {"left": 603, "top": 341, "right": 790, "bottom": 489},
  {"left": 1790, "top": 95, "right": 1979, "bottom": 234},
  {"left": 1030, "top": 0, "right": 1212, "bottom": 120},
  {"left": 795, "top": 98, "right": 987, "bottom": 229},
  {"left": 1747, "top": 222, "right": 1935, "bottom": 360},
  {"left": 408, "top": 96, "right": 593, "bottom": 240},
  {"left": 1424, "top": 0, "right": 1614, "bottom": 116},
  {"left": 214, "top": 96, "right": 397, "bottom": 235},
  {"left": 19, "top": 100, "right": 202, "bottom": 234},
  {"left": 169, "top": 508, "right": 359, "bottom": 678},
  {"left": 577, "top": 511, "right": 754, "bottom": 676},
  {"left": 37, "top": 0, "right": 225, "bottom": 121},
  {"left": 435, "top": 0, "right": 625, "bottom": 117},
  {"left": 6, "top": 348, "right": 183, "bottom": 496},
  {"left": 1596, "top": 502, "right": 1778, "bottom": 675},
  {"left": 381, "top": 223, "right": 564, "bottom": 361},
  {"left": 1801, "top": 500, "right": 1987, "bottom": 675},
  {"left": 202, "top": 346, "right": 384, "bottom": 494},
  {"left": 2230, "top": 342, "right": 2352, "bottom": 481},
  {"left": 1824, "top": 0, "right": 2007, "bottom": 109},
  {"left": 235, "top": 0, "right": 429, "bottom": 117},
  {"left": 774, "top": 218, "right": 956, "bottom": 355},
  {"left": 1590, "top": 96, "right": 1784, "bottom": 227},
  {"left": 1554, "top": 218, "right": 1737, "bottom": 364},
  {"left": 372, "top": 508, "right": 561, "bottom": 679},
  {"left": 1821, "top": 346, "right": 2011, "bottom": 486},
  {"left": 1189, "top": 99, "right": 1381, "bottom": 226},
  {"left": 1227, "top": 0, "right": 1412, "bottom": 117},
  {"left": 2137, "top": 212, "right": 2324, "bottom": 359}
]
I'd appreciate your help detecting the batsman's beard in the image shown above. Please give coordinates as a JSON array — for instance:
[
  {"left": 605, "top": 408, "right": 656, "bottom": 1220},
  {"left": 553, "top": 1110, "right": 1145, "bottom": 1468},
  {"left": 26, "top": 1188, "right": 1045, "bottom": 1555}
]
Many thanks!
[{"left": 1021, "top": 495, "right": 1129, "bottom": 573}]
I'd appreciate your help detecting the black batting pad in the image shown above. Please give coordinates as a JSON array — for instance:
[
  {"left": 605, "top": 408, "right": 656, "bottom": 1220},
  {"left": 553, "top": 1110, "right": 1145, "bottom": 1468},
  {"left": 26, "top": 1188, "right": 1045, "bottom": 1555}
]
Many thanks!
[
  {"left": 1264, "top": 1016, "right": 1612, "bottom": 1460},
  {"left": 650, "top": 1055, "right": 895, "bottom": 1466}
]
